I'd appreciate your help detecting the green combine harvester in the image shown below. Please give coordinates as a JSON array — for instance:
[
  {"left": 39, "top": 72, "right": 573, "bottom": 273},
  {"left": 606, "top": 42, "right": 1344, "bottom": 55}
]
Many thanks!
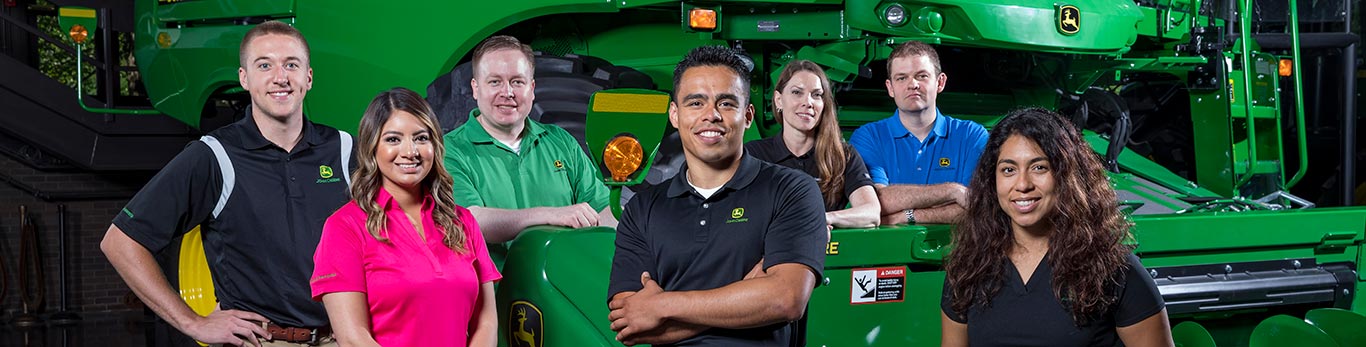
[{"left": 58, "top": 0, "right": 1366, "bottom": 345}]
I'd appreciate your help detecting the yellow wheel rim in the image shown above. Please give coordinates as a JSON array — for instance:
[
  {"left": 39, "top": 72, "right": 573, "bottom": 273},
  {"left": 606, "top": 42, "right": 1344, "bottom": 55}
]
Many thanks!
[{"left": 177, "top": 226, "right": 215, "bottom": 346}]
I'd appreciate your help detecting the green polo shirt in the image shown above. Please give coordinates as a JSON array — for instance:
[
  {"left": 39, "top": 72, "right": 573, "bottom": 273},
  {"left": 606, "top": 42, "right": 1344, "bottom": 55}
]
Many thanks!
[
  {"left": 444, "top": 111, "right": 610, "bottom": 211},
  {"left": 443, "top": 111, "right": 611, "bottom": 267}
]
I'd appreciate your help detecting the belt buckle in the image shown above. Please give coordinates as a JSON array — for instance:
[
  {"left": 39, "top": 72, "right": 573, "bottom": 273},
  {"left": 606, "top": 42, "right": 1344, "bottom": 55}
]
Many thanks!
[{"left": 305, "top": 328, "right": 319, "bottom": 345}]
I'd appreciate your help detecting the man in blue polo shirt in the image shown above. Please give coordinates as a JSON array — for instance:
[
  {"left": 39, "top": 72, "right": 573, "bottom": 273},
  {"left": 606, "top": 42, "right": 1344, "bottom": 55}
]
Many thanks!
[{"left": 850, "top": 41, "right": 988, "bottom": 225}]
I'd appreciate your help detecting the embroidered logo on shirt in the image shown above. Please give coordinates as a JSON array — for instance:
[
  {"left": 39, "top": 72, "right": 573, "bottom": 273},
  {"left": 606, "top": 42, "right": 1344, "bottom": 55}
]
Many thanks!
[
  {"left": 939, "top": 158, "right": 951, "bottom": 168},
  {"left": 309, "top": 273, "right": 337, "bottom": 284},
  {"left": 508, "top": 301, "right": 543, "bottom": 347},
  {"left": 316, "top": 165, "right": 342, "bottom": 184},
  {"left": 727, "top": 207, "right": 749, "bottom": 224},
  {"left": 552, "top": 159, "right": 567, "bottom": 172}
]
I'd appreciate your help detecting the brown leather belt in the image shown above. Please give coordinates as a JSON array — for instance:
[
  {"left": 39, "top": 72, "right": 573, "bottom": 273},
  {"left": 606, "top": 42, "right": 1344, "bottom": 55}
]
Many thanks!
[{"left": 264, "top": 322, "right": 331, "bottom": 345}]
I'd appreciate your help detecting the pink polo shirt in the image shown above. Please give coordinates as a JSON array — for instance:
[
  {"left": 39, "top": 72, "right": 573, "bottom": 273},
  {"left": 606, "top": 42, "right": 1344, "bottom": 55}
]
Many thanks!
[{"left": 311, "top": 188, "right": 500, "bottom": 346}]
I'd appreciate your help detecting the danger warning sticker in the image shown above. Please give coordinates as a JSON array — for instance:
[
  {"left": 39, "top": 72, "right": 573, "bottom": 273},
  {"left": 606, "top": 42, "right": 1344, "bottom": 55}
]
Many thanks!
[{"left": 850, "top": 266, "right": 906, "bottom": 304}]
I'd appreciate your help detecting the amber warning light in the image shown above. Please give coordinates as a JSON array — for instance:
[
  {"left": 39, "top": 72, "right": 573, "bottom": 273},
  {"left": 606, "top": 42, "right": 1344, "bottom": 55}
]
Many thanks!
[
  {"left": 69, "top": 24, "right": 88, "bottom": 44},
  {"left": 1278, "top": 59, "right": 1293, "bottom": 77},
  {"left": 689, "top": 8, "right": 717, "bottom": 31},
  {"left": 604, "top": 136, "right": 644, "bottom": 182}
]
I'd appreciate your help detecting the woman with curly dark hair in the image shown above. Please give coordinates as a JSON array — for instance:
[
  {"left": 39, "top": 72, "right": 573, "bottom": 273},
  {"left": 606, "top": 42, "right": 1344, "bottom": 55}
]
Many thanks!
[{"left": 940, "top": 107, "right": 1172, "bottom": 346}]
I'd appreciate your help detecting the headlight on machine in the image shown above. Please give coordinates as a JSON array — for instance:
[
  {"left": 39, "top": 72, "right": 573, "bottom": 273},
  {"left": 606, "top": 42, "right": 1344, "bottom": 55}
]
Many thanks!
[{"left": 885, "top": 3, "right": 907, "bottom": 27}]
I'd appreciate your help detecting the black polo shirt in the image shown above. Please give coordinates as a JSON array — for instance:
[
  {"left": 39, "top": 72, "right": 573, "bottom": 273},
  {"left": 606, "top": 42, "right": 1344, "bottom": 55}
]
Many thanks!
[
  {"left": 608, "top": 154, "right": 827, "bottom": 346},
  {"left": 744, "top": 135, "right": 874, "bottom": 211},
  {"left": 941, "top": 254, "right": 1164, "bottom": 346},
  {"left": 113, "top": 114, "right": 353, "bottom": 327}
]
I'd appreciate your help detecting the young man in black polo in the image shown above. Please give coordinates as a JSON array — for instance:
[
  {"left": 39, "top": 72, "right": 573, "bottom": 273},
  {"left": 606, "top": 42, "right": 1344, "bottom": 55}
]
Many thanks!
[
  {"left": 606, "top": 45, "right": 828, "bottom": 346},
  {"left": 101, "top": 21, "right": 349, "bottom": 347}
]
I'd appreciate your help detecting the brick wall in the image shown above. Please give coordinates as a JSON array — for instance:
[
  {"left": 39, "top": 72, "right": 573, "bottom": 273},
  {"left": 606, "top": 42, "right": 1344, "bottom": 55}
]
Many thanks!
[{"left": 0, "top": 153, "right": 151, "bottom": 315}]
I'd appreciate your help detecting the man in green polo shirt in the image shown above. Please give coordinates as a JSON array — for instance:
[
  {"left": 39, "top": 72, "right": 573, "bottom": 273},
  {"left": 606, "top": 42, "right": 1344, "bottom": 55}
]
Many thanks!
[{"left": 443, "top": 35, "right": 615, "bottom": 263}]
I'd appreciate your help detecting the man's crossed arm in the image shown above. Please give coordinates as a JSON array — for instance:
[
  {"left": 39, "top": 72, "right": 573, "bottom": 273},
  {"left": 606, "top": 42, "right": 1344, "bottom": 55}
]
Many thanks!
[{"left": 606, "top": 263, "right": 816, "bottom": 346}]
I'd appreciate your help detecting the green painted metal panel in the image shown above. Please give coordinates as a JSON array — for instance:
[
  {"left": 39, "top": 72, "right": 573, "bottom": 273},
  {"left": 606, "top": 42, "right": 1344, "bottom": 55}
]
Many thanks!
[
  {"left": 500, "top": 226, "right": 620, "bottom": 345},
  {"left": 1131, "top": 208, "right": 1366, "bottom": 255},
  {"left": 1189, "top": 88, "right": 1237, "bottom": 196},
  {"left": 845, "top": 0, "right": 1141, "bottom": 54},
  {"left": 807, "top": 269, "right": 944, "bottom": 346},
  {"left": 155, "top": 1, "right": 295, "bottom": 23},
  {"left": 1085, "top": 132, "right": 1222, "bottom": 198},
  {"left": 136, "top": 0, "right": 623, "bottom": 131},
  {"left": 794, "top": 41, "right": 873, "bottom": 83},
  {"left": 130, "top": 22, "right": 251, "bottom": 127},
  {"left": 713, "top": 0, "right": 844, "bottom": 3},
  {"left": 294, "top": 0, "right": 618, "bottom": 132},
  {"left": 825, "top": 225, "right": 952, "bottom": 268},
  {"left": 721, "top": 8, "right": 850, "bottom": 40},
  {"left": 584, "top": 89, "right": 671, "bottom": 163}
]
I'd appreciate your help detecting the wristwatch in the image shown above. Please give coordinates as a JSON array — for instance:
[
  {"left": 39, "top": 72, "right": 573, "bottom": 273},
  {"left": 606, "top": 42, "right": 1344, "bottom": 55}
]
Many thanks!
[{"left": 905, "top": 209, "right": 916, "bottom": 224}]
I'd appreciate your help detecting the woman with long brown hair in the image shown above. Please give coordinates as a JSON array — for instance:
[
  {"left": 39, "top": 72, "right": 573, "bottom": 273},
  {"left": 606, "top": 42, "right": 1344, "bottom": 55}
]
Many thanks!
[
  {"left": 941, "top": 108, "right": 1171, "bottom": 346},
  {"left": 745, "top": 60, "right": 880, "bottom": 228},
  {"left": 311, "top": 88, "right": 499, "bottom": 347}
]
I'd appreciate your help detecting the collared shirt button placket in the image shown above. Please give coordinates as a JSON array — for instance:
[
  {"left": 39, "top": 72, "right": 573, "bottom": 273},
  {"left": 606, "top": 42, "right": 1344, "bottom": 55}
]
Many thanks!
[
  {"left": 701, "top": 200, "right": 709, "bottom": 226},
  {"left": 693, "top": 196, "right": 710, "bottom": 243}
]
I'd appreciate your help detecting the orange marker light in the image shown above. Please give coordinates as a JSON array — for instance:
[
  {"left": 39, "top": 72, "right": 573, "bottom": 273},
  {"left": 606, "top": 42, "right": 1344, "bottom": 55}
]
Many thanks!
[
  {"left": 689, "top": 8, "right": 717, "bottom": 31},
  {"left": 1278, "top": 59, "right": 1293, "bottom": 77},
  {"left": 157, "top": 32, "right": 173, "bottom": 48},
  {"left": 69, "top": 24, "right": 88, "bottom": 44},
  {"left": 603, "top": 135, "right": 644, "bottom": 182}
]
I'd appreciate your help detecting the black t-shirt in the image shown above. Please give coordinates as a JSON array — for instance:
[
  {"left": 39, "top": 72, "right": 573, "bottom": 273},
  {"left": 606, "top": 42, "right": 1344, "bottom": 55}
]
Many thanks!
[
  {"left": 113, "top": 115, "right": 353, "bottom": 327},
  {"left": 941, "top": 253, "right": 1164, "bottom": 346},
  {"left": 608, "top": 154, "right": 827, "bottom": 346},
  {"left": 744, "top": 135, "right": 874, "bottom": 211}
]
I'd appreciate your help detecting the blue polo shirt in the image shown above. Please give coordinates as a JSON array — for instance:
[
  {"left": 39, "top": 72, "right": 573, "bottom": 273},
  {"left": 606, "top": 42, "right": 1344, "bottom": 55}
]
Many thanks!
[{"left": 849, "top": 109, "right": 988, "bottom": 186}]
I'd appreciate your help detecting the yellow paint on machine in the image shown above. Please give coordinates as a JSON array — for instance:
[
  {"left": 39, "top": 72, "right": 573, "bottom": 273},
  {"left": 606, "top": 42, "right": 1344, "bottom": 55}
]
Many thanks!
[
  {"left": 59, "top": 7, "right": 96, "bottom": 18},
  {"left": 592, "top": 93, "right": 670, "bottom": 114}
]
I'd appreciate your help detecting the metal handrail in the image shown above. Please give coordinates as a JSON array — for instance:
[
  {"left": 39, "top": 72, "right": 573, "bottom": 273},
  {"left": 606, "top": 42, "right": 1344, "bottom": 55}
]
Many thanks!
[
  {"left": 1232, "top": 0, "right": 1259, "bottom": 192},
  {"left": 76, "top": 44, "right": 159, "bottom": 115},
  {"left": 1285, "top": 0, "right": 1309, "bottom": 188}
]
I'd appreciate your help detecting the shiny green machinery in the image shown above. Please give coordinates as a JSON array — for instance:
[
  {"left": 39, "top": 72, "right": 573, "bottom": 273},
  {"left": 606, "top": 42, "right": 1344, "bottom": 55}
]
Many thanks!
[{"left": 62, "top": 0, "right": 1366, "bottom": 345}]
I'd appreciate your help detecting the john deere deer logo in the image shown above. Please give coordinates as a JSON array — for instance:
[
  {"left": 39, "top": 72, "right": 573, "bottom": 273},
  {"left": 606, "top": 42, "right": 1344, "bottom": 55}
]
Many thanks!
[
  {"left": 508, "top": 301, "right": 542, "bottom": 347},
  {"left": 1058, "top": 5, "right": 1080, "bottom": 35},
  {"left": 318, "top": 165, "right": 334, "bottom": 179}
]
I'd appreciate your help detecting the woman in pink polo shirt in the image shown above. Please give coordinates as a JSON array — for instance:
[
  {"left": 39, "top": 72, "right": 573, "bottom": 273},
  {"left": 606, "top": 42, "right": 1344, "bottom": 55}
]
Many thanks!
[{"left": 312, "top": 87, "right": 500, "bottom": 347}]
